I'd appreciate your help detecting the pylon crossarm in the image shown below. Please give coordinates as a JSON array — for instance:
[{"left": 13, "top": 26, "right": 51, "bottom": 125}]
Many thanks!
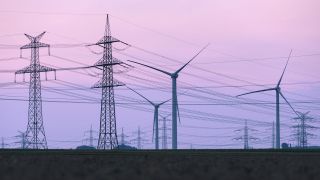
[
  {"left": 92, "top": 78, "right": 124, "bottom": 88},
  {"left": 15, "top": 65, "right": 56, "bottom": 74},
  {"left": 95, "top": 36, "right": 120, "bottom": 45},
  {"left": 20, "top": 42, "right": 49, "bottom": 49},
  {"left": 94, "top": 57, "right": 123, "bottom": 67}
]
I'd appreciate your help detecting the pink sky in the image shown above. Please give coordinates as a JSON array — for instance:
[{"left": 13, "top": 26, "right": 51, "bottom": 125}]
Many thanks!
[{"left": 0, "top": 0, "right": 319, "bottom": 149}]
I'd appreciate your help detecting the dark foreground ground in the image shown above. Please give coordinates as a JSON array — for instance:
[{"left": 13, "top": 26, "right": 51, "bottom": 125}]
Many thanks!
[{"left": 0, "top": 149, "right": 320, "bottom": 180}]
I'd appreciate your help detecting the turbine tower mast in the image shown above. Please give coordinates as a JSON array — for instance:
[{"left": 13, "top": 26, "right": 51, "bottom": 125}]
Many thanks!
[
  {"left": 89, "top": 14, "right": 125, "bottom": 149},
  {"left": 128, "top": 44, "right": 209, "bottom": 149},
  {"left": 272, "top": 121, "right": 275, "bottom": 149},
  {"left": 16, "top": 32, "right": 55, "bottom": 149}
]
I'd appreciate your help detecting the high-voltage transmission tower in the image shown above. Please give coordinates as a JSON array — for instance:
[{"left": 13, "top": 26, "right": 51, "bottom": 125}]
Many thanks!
[
  {"left": 120, "top": 128, "right": 129, "bottom": 145},
  {"left": 83, "top": 125, "right": 98, "bottom": 147},
  {"left": 89, "top": 15, "right": 125, "bottom": 150},
  {"left": 137, "top": 127, "right": 142, "bottom": 149},
  {"left": 292, "top": 112, "right": 316, "bottom": 148},
  {"left": 131, "top": 127, "right": 147, "bottom": 149},
  {"left": 15, "top": 131, "right": 27, "bottom": 149},
  {"left": 1, "top": 137, "right": 8, "bottom": 149},
  {"left": 234, "top": 120, "right": 258, "bottom": 149},
  {"left": 15, "top": 32, "right": 55, "bottom": 149},
  {"left": 159, "top": 114, "right": 171, "bottom": 149}
]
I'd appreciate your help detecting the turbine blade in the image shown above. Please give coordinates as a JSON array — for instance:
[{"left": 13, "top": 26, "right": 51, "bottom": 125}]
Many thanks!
[
  {"left": 126, "top": 86, "right": 154, "bottom": 105},
  {"left": 177, "top": 95, "right": 181, "bottom": 124},
  {"left": 175, "top": 43, "right": 210, "bottom": 74},
  {"left": 236, "top": 88, "right": 276, "bottom": 97},
  {"left": 127, "top": 60, "right": 172, "bottom": 76},
  {"left": 158, "top": 98, "right": 171, "bottom": 106},
  {"left": 152, "top": 114, "right": 155, "bottom": 143},
  {"left": 277, "top": 49, "right": 292, "bottom": 87},
  {"left": 279, "top": 91, "right": 300, "bottom": 117}
]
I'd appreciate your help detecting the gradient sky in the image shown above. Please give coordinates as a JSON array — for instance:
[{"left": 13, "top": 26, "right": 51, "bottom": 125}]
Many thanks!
[{"left": 0, "top": 0, "right": 320, "bottom": 149}]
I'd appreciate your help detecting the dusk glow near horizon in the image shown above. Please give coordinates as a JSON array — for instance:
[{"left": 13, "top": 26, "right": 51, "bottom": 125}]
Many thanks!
[{"left": 0, "top": 0, "right": 319, "bottom": 149}]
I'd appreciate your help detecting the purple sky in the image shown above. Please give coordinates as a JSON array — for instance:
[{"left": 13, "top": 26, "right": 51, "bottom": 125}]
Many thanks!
[{"left": 0, "top": 0, "right": 320, "bottom": 149}]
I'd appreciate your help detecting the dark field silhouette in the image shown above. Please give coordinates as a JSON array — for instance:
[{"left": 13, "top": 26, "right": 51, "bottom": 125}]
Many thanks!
[{"left": 0, "top": 149, "right": 319, "bottom": 180}]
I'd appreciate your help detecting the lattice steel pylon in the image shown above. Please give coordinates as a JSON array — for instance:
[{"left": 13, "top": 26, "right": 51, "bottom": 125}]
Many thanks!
[
  {"left": 16, "top": 32, "right": 55, "bottom": 149},
  {"left": 90, "top": 15, "right": 124, "bottom": 150}
]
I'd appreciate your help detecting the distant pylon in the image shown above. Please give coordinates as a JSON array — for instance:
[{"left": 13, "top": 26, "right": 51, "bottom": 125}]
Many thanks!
[
  {"left": 1, "top": 137, "right": 8, "bottom": 149},
  {"left": 137, "top": 127, "right": 142, "bottom": 149},
  {"left": 120, "top": 128, "right": 129, "bottom": 145},
  {"left": 89, "top": 125, "right": 94, "bottom": 147},
  {"left": 233, "top": 120, "right": 258, "bottom": 149},
  {"left": 160, "top": 114, "right": 171, "bottom": 149},
  {"left": 89, "top": 14, "right": 125, "bottom": 150},
  {"left": 1, "top": 137, "right": 4, "bottom": 149},
  {"left": 244, "top": 120, "right": 249, "bottom": 149},
  {"left": 16, "top": 32, "right": 55, "bottom": 149},
  {"left": 83, "top": 125, "right": 98, "bottom": 147},
  {"left": 292, "top": 112, "right": 316, "bottom": 148},
  {"left": 131, "top": 126, "right": 147, "bottom": 149},
  {"left": 15, "top": 131, "right": 27, "bottom": 149},
  {"left": 162, "top": 117, "right": 168, "bottom": 150}
]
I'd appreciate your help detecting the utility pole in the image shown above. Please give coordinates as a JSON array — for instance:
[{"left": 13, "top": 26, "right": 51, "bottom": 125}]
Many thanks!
[
  {"left": 15, "top": 32, "right": 55, "bottom": 149},
  {"left": 89, "top": 14, "right": 125, "bottom": 150}
]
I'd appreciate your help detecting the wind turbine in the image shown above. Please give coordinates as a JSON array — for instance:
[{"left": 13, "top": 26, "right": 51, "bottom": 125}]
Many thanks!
[
  {"left": 128, "top": 44, "right": 209, "bottom": 149},
  {"left": 127, "top": 86, "right": 169, "bottom": 150},
  {"left": 237, "top": 50, "right": 299, "bottom": 149}
]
